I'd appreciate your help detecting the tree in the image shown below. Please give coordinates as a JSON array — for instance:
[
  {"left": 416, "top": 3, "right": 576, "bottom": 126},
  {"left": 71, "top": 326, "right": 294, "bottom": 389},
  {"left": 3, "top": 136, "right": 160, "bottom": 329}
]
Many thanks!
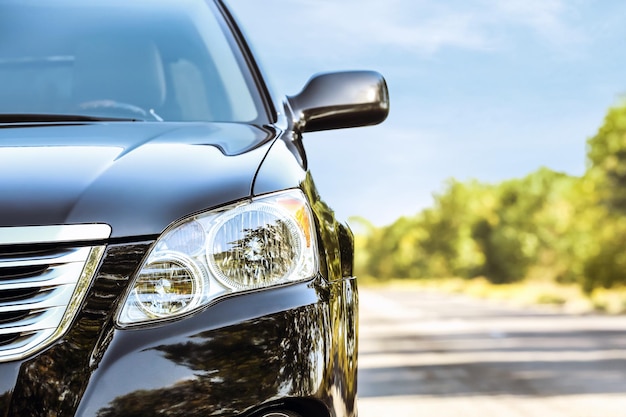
[
  {"left": 587, "top": 103, "right": 626, "bottom": 213},
  {"left": 580, "top": 103, "right": 626, "bottom": 291}
]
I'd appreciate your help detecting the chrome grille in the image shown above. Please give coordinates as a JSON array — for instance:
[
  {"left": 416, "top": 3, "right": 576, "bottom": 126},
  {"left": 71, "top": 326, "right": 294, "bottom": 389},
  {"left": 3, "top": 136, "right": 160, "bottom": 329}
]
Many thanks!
[{"left": 0, "top": 225, "right": 110, "bottom": 362}]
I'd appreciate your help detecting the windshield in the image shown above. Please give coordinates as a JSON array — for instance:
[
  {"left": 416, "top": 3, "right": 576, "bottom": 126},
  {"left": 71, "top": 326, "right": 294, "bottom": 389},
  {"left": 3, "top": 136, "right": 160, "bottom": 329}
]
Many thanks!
[{"left": 0, "top": 0, "right": 264, "bottom": 123}]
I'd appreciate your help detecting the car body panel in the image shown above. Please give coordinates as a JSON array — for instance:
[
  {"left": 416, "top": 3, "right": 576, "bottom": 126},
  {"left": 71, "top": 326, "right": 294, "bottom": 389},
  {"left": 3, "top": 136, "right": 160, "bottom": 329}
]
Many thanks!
[{"left": 0, "top": 123, "right": 275, "bottom": 237}]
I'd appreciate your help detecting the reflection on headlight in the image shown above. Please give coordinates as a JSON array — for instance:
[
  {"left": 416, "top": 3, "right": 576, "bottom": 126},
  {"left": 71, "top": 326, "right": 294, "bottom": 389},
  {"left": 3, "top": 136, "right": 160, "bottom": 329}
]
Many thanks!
[
  {"left": 117, "top": 189, "right": 318, "bottom": 326},
  {"left": 209, "top": 207, "right": 303, "bottom": 289}
]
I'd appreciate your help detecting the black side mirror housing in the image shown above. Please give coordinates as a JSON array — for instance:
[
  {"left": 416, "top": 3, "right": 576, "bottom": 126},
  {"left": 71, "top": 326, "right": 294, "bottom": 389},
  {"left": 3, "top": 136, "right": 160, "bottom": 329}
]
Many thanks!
[{"left": 287, "top": 70, "right": 389, "bottom": 133}]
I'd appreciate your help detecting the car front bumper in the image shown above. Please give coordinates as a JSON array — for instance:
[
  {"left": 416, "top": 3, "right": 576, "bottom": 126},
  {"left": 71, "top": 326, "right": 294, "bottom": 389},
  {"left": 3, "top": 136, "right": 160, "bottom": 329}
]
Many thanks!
[{"left": 0, "top": 242, "right": 358, "bottom": 417}]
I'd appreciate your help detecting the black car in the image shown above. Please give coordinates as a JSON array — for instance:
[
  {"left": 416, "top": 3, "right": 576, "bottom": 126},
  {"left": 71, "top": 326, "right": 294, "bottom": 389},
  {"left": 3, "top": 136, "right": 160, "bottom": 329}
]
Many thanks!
[{"left": 0, "top": 1, "right": 389, "bottom": 416}]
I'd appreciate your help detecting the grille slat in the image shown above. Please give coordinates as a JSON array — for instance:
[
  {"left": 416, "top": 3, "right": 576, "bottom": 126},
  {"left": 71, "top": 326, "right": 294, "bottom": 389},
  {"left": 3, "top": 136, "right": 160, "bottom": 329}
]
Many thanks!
[
  {"left": 0, "top": 310, "right": 29, "bottom": 324},
  {"left": 0, "top": 306, "right": 66, "bottom": 335},
  {"left": 0, "top": 247, "right": 74, "bottom": 260},
  {"left": 0, "top": 287, "right": 41, "bottom": 303},
  {"left": 0, "top": 333, "right": 19, "bottom": 347},
  {"left": 0, "top": 246, "right": 90, "bottom": 268},
  {"left": 0, "top": 225, "right": 109, "bottom": 362},
  {"left": 0, "top": 261, "right": 87, "bottom": 290},
  {"left": 0, "top": 265, "right": 49, "bottom": 280},
  {"left": 0, "top": 286, "right": 74, "bottom": 313}
]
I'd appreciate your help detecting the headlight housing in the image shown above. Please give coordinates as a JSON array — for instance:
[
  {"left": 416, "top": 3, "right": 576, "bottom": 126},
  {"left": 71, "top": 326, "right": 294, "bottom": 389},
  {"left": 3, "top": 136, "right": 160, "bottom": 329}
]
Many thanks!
[{"left": 117, "top": 189, "right": 318, "bottom": 326}]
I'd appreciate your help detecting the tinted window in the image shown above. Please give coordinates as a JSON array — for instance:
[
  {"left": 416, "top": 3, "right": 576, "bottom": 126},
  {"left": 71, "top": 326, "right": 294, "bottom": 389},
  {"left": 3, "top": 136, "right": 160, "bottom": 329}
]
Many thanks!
[{"left": 0, "top": 0, "right": 263, "bottom": 122}]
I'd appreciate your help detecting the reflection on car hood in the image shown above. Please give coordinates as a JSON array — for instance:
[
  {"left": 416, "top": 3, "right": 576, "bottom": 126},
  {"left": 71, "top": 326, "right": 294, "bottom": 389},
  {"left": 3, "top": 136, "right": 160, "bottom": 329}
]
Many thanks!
[{"left": 0, "top": 122, "right": 277, "bottom": 238}]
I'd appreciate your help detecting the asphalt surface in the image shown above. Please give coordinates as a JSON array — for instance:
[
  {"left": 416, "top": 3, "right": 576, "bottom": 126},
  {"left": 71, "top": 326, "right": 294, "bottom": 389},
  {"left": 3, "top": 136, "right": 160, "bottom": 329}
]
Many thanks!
[{"left": 357, "top": 287, "right": 626, "bottom": 416}]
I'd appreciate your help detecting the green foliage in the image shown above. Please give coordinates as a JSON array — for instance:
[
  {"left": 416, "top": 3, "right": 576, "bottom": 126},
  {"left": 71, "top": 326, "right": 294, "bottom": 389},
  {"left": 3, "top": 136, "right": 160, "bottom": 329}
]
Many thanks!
[
  {"left": 356, "top": 103, "right": 626, "bottom": 293},
  {"left": 587, "top": 103, "right": 626, "bottom": 213},
  {"left": 576, "top": 104, "right": 626, "bottom": 292}
]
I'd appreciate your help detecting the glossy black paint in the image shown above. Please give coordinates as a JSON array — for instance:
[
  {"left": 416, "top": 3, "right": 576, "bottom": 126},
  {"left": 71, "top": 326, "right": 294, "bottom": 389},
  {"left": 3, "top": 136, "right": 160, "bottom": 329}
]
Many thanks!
[
  {"left": 288, "top": 71, "right": 389, "bottom": 133},
  {"left": 0, "top": 123, "right": 275, "bottom": 238},
  {"left": 76, "top": 279, "right": 355, "bottom": 417}
]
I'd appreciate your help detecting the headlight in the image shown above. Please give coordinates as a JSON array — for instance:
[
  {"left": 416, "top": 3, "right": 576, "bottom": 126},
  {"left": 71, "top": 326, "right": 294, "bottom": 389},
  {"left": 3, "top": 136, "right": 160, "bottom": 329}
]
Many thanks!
[{"left": 117, "top": 189, "right": 318, "bottom": 326}]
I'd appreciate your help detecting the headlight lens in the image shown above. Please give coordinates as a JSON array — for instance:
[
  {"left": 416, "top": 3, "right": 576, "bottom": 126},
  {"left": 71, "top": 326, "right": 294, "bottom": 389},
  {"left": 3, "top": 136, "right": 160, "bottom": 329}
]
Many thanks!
[
  {"left": 208, "top": 204, "right": 304, "bottom": 289},
  {"left": 132, "top": 252, "right": 206, "bottom": 318},
  {"left": 117, "top": 190, "right": 318, "bottom": 326}
]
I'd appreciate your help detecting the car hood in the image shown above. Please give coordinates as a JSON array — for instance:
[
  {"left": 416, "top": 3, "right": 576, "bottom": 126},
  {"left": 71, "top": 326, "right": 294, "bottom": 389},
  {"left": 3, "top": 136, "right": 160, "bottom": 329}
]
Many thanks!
[{"left": 0, "top": 122, "right": 277, "bottom": 238}]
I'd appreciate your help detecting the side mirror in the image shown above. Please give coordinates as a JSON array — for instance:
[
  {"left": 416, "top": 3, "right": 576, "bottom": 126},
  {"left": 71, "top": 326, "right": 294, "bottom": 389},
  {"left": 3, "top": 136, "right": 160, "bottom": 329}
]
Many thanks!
[{"left": 287, "top": 70, "right": 389, "bottom": 133}]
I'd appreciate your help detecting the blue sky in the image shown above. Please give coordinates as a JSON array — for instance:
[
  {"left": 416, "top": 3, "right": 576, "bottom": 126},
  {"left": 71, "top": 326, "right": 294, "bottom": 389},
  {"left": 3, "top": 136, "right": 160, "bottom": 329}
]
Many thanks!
[{"left": 226, "top": 0, "right": 626, "bottom": 226}]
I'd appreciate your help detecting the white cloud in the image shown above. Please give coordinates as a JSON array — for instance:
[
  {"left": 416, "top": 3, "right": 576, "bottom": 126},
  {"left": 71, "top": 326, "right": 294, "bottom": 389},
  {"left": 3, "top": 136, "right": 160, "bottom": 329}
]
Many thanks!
[
  {"left": 229, "top": 0, "right": 585, "bottom": 58},
  {"left": 485, "top": 0, "right": 585, "bottom": 46},
  {"left": 286, "top": 0, "right": 495, "bottom": 54}
]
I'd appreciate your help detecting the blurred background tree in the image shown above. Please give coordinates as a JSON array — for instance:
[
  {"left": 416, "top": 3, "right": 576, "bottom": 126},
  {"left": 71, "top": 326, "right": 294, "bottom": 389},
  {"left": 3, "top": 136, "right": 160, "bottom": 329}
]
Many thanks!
[
  {"left": 579, "top": 103, "right": 626, "bottom": 292},
  {"left": 355, "top": 103, "right": 626, "bottom": 296}
]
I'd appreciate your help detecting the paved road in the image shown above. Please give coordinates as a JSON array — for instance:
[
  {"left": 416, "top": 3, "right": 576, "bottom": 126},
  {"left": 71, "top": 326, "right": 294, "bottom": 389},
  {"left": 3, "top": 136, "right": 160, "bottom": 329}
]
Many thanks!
[{"left": 357, "top": 287, "right": 626, "bottom": 416}]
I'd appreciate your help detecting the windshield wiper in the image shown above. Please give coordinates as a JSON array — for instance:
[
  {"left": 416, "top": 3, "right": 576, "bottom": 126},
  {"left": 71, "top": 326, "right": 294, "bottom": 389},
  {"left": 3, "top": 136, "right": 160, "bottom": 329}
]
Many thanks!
[{"left": 0, "top": 114, "right": 145, "bottom": 124}]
